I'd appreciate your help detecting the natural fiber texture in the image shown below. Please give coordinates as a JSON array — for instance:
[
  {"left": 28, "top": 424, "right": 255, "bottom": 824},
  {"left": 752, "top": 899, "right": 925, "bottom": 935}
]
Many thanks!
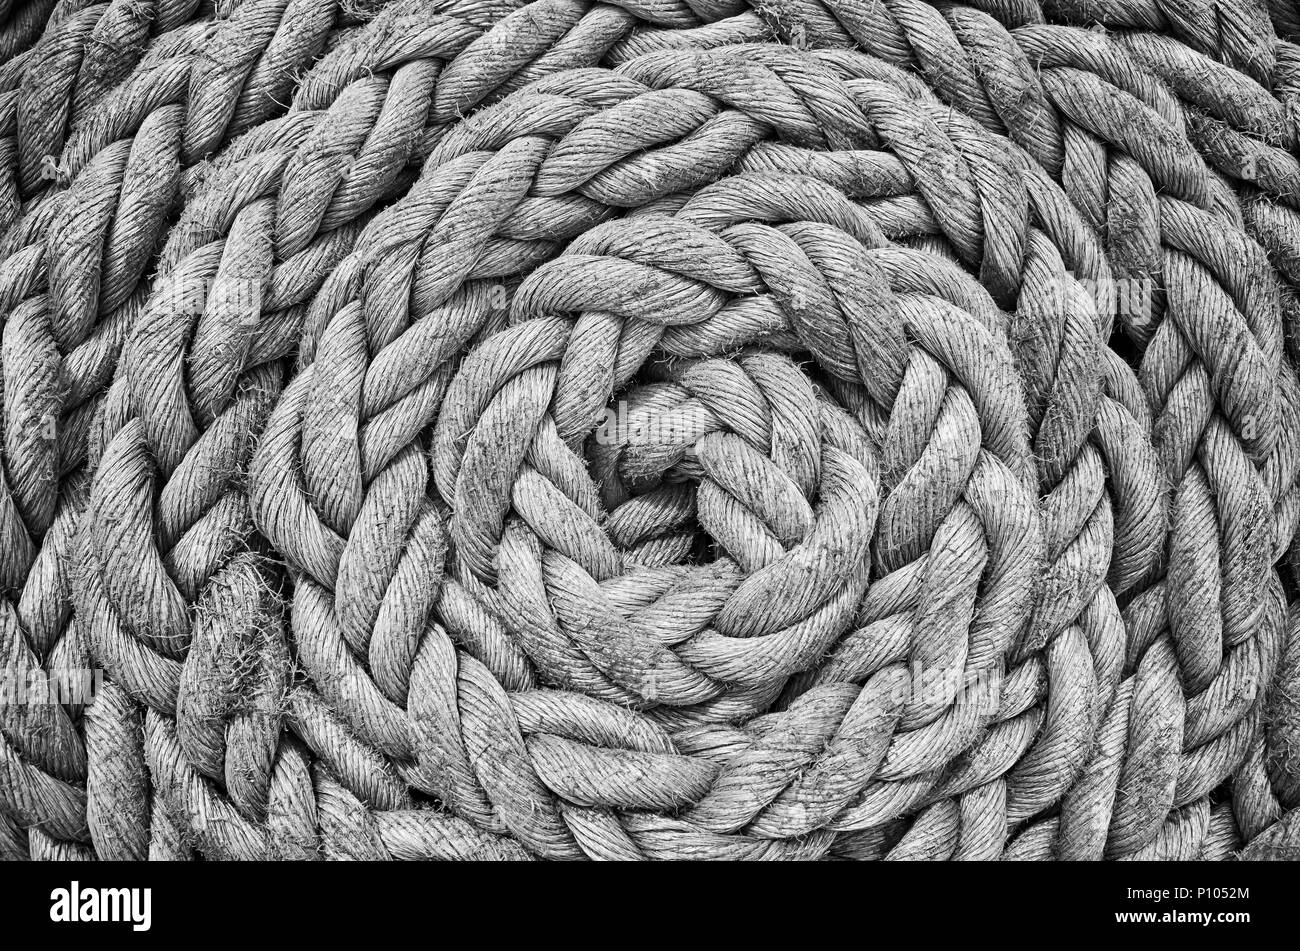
[{"left": 0, "top": 0, "right": 1298, "bottom": 861}]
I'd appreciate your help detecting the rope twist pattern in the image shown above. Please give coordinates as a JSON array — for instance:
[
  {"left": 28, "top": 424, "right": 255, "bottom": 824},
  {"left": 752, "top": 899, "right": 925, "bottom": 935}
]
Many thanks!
[{"left": 0, "top": 0, "right": 1298, "bottom": 861}]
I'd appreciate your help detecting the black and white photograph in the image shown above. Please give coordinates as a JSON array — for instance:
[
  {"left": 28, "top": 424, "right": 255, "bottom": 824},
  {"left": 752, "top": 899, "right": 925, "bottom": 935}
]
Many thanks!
[{"left": 0, "top": 0, "right": 1295, "bottom": 934}]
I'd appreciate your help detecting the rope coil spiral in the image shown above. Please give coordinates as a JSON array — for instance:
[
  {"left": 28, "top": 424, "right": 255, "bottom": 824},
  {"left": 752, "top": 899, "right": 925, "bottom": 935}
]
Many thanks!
[{"left": 0, "top": 0, "right": 1297, "bottom": 861}]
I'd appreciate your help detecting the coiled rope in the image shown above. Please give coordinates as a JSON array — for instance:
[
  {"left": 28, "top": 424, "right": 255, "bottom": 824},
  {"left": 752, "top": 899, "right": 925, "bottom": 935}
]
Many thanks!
[{"left": 0, "top": 0, "right": 1298, "bottom": 861}]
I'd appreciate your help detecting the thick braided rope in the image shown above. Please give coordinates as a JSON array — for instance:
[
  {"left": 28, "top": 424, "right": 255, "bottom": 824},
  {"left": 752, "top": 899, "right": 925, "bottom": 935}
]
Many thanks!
[
  {"left": 755, "top": 3, "right": 1290, "bottom": 324},
  {"left": 236, "top": 44, "right": 1190, "bottom": 857},
  {"left": 4, "top": 2, "right": 1298, "bottom": 860},
  {"left": 8, "top": 0, "right": 213, "bottom": 203},
  {"left": 704, "top": 73, "right": 1171, "bottom": 853},
  {"left": 0, "top": 0, "right": 630, "bottom": 860},
  {"left": 0, "top": 0, "right": 470, "bottom": 860},
  {"left": 66, "top": 1, "right": 771, "bottom": 860},
  {"left": 223, "top": 55, "right": 775, "bottom": 823},
  {"left": 0, "top": 0, "right": 455, "bottom": 601},
  {"left": 746, "top": 0, "right": 1300, "bottom": 855},
  {"left": 249, "top": 174, "right": 1038, "bottom": 858},
  {"left": 826, "top": 57, "right": 1294, "bottom": 862},
  {"left": 764, "top": 178, "right": 1166, "bottom": 853},
  {"left": 0, "top": 0, "right": 58, "bottom": 65},
  {"left": 794, "top": 0, "right": 1300, "bottom": 414},
  {"left": 250, "top": 43, "right": 1296, "bottom": 857},
  {"left": 756, "top": 0, "right": 1300, "bottom": 434},
  {"left": 611, "top": 45, "right": 1214, "bottom": 855},
  {"left": 0, "top": 0, "right": 457, "bottom": 859}
]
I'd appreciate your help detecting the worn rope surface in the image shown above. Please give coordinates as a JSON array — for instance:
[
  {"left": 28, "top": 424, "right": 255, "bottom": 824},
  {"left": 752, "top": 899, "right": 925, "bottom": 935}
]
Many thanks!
[{"left": 0, "top": 0, "right": 1298, "bottom": 861}]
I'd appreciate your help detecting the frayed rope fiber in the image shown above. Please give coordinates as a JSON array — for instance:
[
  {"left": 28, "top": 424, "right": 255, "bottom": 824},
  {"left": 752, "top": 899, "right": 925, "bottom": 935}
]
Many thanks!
[{"left": 0, "top": 0, "right": 1298, "bottom": 861}]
